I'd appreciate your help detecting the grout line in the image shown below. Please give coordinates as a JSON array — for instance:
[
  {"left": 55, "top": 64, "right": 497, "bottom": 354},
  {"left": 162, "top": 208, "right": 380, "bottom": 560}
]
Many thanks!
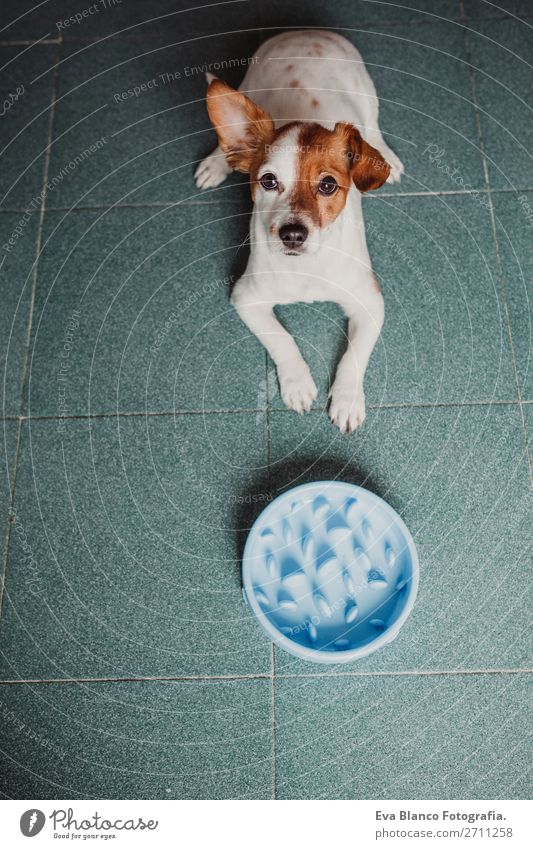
[
  {"left": 21, "top": 408, "right": 269, "bottom": 422},
  {"left": 0, "top": 673, "right": 272, "bottom": 685},
  {"left": 272, "top": 398, "right": 520, "bottom": 413},
  {"left": 13, "top": 399, "right": 522, "bottom": 426},
  {"left": 0, "top": 39, "right": 61, "bottom": 46},
  {"left": 2, "top": 187, "right": 533, "bottom": 217},
  {"left": 0, "top": 668, "right": 530, "bottom": 686},
  {"left": 463, "top": 14, "right": 533, "bottom": 488},
  {"left": 275, "top": 667, "right": 533, "bottom": 679},
  {"left": 0, "top": 41, "right": 61, "bottom": 620}
]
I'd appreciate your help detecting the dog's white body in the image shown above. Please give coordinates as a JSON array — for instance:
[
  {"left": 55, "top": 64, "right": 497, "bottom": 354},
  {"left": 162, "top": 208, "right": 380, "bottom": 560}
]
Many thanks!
[{"left": 196, "top": 31, "right": 403, "bottom": 432}]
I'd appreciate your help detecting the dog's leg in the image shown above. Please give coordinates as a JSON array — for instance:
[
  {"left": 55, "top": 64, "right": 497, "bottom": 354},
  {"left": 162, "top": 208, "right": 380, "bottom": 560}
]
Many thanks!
[
  {"left": 194, "top": 144, "right": 232, "bottom": 189},
  {"left": 329, "top": 292, "right": 384, "bottom": 433},
  {"left": 354, "top": 73, "right": 404, "bottom": 184},
  {"left": 366, "top": 130, "right": 404, "bottom": 184},
  {"left": 232, "top": 296, "right": 317, "bottom": 414}
]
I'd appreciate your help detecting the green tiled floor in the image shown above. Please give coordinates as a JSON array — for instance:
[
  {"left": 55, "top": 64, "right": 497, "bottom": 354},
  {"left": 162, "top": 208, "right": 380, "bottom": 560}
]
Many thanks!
[
  {"left": 0, "top": 213, "right": 39, "bottom": 416},
  {"left": 492, "top": 191, "right": 533, "bottom": 400},
  {"left": 468, "top": 18, "right": 533, "bottom": 191},
  {"left": 275, "top": 673, "right": 532, "bottom": 799},
  {"left": 0, "top": 679, "right": 273, "bottom": 799},
  {"left": 0, "top": 0, "right": 531, "bottom": 801},
  {"left": 268, "top": 405, "right": 533, "bottom": 675},
  {"left": 26, "top": 204, "right": 259, "bottom": 416},
  {"left": 0, "top": 45, "right": 57, "bottom": 210}
]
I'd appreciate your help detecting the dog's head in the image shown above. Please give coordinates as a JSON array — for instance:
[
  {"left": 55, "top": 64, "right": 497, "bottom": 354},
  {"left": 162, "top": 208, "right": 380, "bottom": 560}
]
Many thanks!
[{"left": 206, "top": 79, "right": 390, "bottom": 256}]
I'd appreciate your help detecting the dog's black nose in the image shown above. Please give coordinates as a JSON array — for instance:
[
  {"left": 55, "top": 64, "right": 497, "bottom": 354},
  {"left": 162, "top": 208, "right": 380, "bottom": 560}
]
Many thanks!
[{"left": 279, "top": 223, "right": 308, "bottom": 251}]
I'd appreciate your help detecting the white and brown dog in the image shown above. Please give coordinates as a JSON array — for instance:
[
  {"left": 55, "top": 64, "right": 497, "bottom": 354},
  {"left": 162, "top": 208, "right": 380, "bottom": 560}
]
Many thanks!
[{"left": 195, "top": 30, "right": 403, "bottom": 432}]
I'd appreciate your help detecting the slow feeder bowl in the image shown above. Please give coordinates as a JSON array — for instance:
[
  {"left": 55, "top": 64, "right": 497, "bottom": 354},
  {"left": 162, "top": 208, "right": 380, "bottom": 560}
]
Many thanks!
[{"left": 242, "top": 481, "right": 419, "bottom": 663}]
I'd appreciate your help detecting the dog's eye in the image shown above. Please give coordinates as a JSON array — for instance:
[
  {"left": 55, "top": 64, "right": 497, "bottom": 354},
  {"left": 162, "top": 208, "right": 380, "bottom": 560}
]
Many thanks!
[
  {"left": 318, "top": 176, "right": 338, "bottom": 195},
  {"left": 259, "top": 172, "right": 278, "bottom": 190}
]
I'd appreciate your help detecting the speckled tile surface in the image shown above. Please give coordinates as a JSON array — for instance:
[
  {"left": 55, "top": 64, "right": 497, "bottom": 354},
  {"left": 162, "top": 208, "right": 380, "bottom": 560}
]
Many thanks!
[
  {"left": 0, "top": 0, "right": 531, "bottom": 801},
  {"left": 0, "top": 1, "right": 464, "bottom": 43},
  {"left": 24, "top": 203, "right": 264, "bottom": 416},
  {"left": 275, "top": 673, "right": 533, "bottom": 799},
  {"left": 468, "top": 18, "right": 533, "bottom": 191},
  {"left": 0, "top": 678, "right": 272, "bottom": 798},
  {"left": 464, "top": 0, "right": 533, "bottom": 18},
  {"left": 0, "top": 45, "right": 57, "bottom": 210},
  {"left": 268, "top": 404, "right": 533, "bottom": 675},
  {"left": 354, "top": 20, "right": 486, "bottom": 196},
  {"left": 0, "top": 213, "right": 39, "bottom": 416},
  {"left": 492, "top": 190, "right": 533, "bottom": 401},
  {"left": 0, "top": 413, "right": 271, "bottom": 680},
  {"left": 45, "top": 33, "right": 263, "bottom": 208}
]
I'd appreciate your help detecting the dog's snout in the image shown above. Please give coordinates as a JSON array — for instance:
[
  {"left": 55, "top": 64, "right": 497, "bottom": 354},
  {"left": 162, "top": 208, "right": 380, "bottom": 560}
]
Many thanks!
[{"left": 279, "top": 223, "right": 308, "bottom": 251}]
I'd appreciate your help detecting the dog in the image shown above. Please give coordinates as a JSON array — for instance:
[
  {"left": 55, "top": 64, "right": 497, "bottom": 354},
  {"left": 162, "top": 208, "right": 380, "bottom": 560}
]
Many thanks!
[{"left": 195, "top": 30, "right": 403, "bottom": 432}]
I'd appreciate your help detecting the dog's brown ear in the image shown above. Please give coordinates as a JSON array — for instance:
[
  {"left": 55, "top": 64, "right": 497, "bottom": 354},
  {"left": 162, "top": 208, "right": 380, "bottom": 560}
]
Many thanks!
[
  {"left": 335, "top": 122, "right": 390, "bottom": 193},
  {"left": 206, "top": 80, "right": 275, "bottom": 173}
]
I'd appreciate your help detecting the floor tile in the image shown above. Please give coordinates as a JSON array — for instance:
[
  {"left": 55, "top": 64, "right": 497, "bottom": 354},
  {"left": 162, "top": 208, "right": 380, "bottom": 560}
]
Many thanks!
[
  {"left": 0, "top": 45, "right": 57, "bottom": 210},
  {"left": 0, "top": 1, "right": 464, "bottom": 42},
  {"left": 0, "top": 0, "right": 268, "bottom": 42},
  {"left": 252, "top": 0, "right": 462, "bottom": 29},
  {"left": 25, "top": 203, "right": 266, "bottom": 417},
  {"left": 464, "top": 0, "right": 533, "bottom": 19},
  {"left": 0, "top": 678, "right": 272, "bottom": 798},
  {"left": 267, "top": 404, "right": 533, "bottom": 673},
  {"left": 0, "top": 421, "right": 19, "bottom": 573},
  {"left": 0, "top": 213, "right": 39, "bottom": 416},
  {"left": 0, "top": 413, "right": 271, "bottom": 679},
  {"left": 468, "top": 18, "right": 533, "bottom": 191},
  {"left": 275, "top": 673, "right": 533, "bottom": 799},
  {"left": 492, "top": 191, "right": 533, "bottom": 400},
  {"left": 354, "top": 20, "right": 485, "bottom": 195},
  {"left": 1, "top": 0, "right": 197, "bottom": 42},
  {"left": 45, "top": 33, "right": 263, "bottom": 207},
  {"left": 1, "top": 1, "right": 65, "bottom": 41},
  {"left": 272, "top": 193, "right": 515, "bottom": 408}
]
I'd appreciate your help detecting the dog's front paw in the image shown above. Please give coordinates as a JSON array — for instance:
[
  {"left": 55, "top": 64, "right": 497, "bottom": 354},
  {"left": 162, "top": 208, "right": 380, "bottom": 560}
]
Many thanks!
[
  {"left": 329, "top": 383, "right": 366, "bottom": 433},
  {"left": 194, "top": 150, "right": 231, "bottom": 189},
  {"left": 279, "top": 363, "right": 317, "bottom": 414}
]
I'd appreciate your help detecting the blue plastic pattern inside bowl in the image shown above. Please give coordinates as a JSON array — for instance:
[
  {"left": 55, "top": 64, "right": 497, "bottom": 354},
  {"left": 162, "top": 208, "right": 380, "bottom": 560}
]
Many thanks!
[{"left": 242, "top": 481, "right": 419, "bottom": 663}]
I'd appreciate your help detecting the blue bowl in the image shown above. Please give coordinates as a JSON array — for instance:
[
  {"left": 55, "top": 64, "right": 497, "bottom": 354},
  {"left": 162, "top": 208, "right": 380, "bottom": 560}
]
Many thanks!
[{"left": 242, "top": 481, "right": 419, "bottom": 664}]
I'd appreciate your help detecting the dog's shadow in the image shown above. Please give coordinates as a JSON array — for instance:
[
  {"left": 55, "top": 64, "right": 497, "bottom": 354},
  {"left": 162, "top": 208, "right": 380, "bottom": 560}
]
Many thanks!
[{"left": 232, "top": 454, "right": 386, "bottom": 584}]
